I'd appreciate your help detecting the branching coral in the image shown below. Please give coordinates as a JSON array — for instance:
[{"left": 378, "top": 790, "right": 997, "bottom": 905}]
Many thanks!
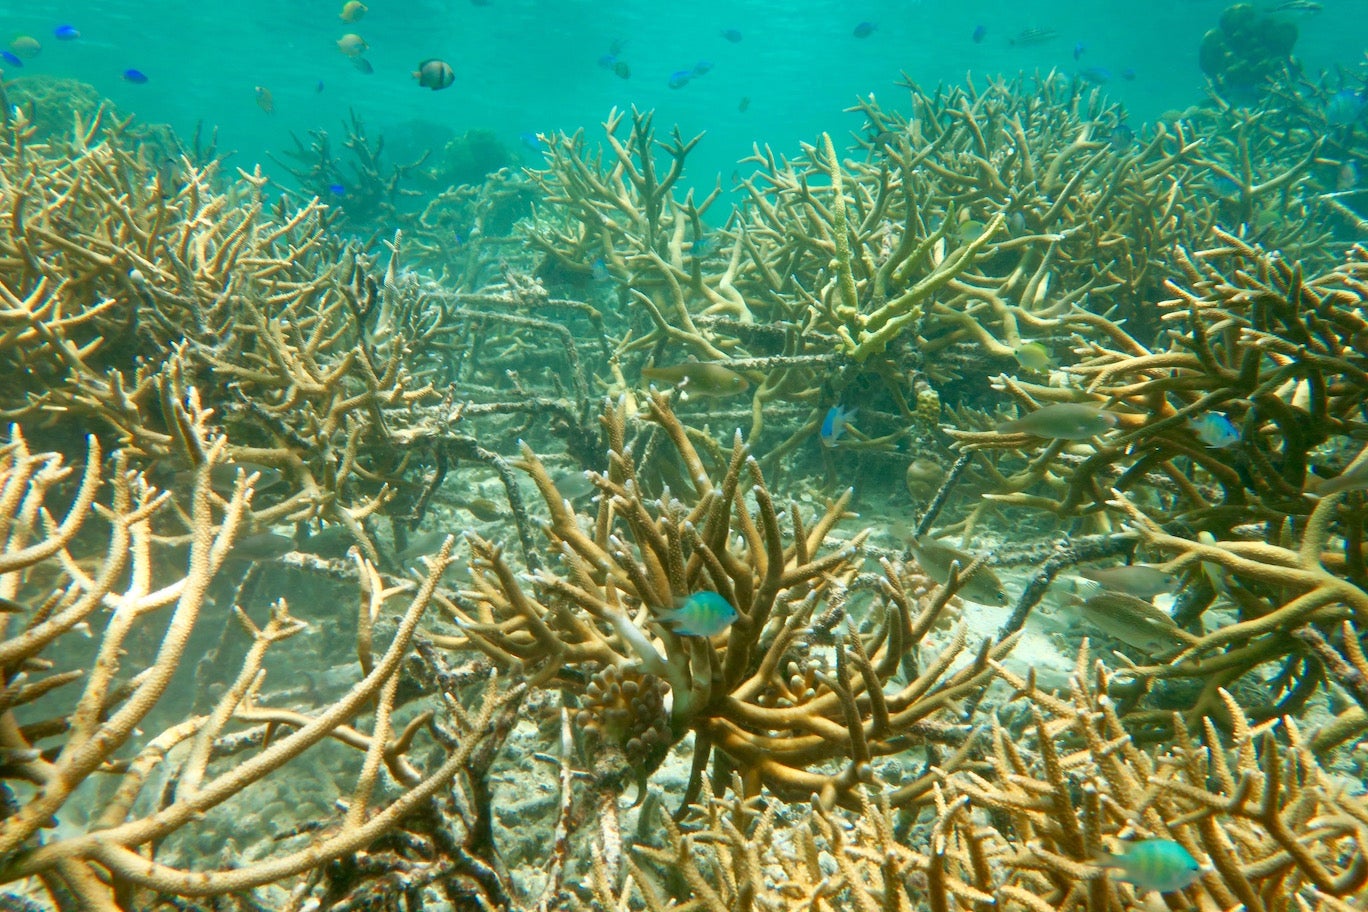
[
  {"left": 939, "top": 650, "right": 1368, "bottom": 911},
  {"left": 598, "top": 652, "right": 1368, "bottom": 912},
  {"left": 946, "top": 231, "right": 1368, "bottom": 533},
  {"left": 0, "top": 394, "right": 531, "bottom": 910},
  {"left": 435, "top": 391, "right": 1008, "bottom": 811}
]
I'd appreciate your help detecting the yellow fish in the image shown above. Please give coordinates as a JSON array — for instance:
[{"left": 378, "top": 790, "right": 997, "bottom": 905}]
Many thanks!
[
  {"left": 1012, "top": 341, "right": 1055, "bottom": 372},
  {"left": 9, "top": 35, "right": 41, "bottom": 59},
  {"left": 641, "top": 362, "right": 749, "bottom": 397},
  {"left": 337, "top": 33, "right": 368, "bottom": 56},
  {"left": 339, "top": 1, "right": 368, "bottom": 22}
]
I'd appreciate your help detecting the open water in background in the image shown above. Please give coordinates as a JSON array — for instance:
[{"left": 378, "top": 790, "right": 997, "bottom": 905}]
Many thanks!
[{"left": 2, "top": 0, "right": 1365, "bottom": 204}]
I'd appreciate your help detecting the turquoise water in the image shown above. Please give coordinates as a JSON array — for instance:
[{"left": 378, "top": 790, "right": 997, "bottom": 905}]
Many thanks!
[{"left": 4, "top": 0, "right": 1365, "bottom": 188}]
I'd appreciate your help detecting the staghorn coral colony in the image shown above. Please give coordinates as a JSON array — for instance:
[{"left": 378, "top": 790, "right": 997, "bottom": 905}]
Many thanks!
[{"left": 1, "top": 40, "right": 1367, "bottom": 912}]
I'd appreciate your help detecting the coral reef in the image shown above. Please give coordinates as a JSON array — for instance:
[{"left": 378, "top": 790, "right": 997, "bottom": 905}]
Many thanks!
[{"left": 1, "top": 48, "right": 1366, "bottom": 912}]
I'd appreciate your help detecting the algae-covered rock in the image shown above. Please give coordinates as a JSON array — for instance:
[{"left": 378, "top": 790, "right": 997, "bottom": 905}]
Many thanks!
[
  {"left": 1199, "top": 3, "right": 1300, "bottom": 103},
  {"left": 5, "top": 75, "right": 101, "bottom": 140}
]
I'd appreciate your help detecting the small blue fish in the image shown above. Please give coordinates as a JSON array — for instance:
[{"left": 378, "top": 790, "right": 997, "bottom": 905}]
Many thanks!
[
  {"left": 0, "top": 50, "right": 22, "bottom": 67},
  {"left": 590, "top": 257, "right": 610, "bottom": 282},
  {"left": 121, "top": 69, "right": 149, "bottom": 84},
  {"left": 316, "top": 80, "right": 326, "bottom": 92},
  {"left": 691, "top": 60, "right": 713, "bottom": 77},
  {"left": 1079, "top": 67, "right": 1112, "bottom": 85},
  {"left": 1109, "top": 124, "right": 1135, "bottom": 152},
  {"left": 1096, "top": 839, "right": 1203, "bottom": 893},
  {"left": 971, "top": 24, "right": 987, "bottom": 43},
  {"left": 668, "top": 70, "right": 692, "bottom": 89},
  {"left": 1326, "top": 88, "right": 1368, "bottom": 126},
  {"left": 1121, "top": 67, "right": 1137, "bottom": 81},
  {"left": 720, "top": 28, "right": 743, "bottom": 43},
  {"left": 53, "top": 25, "right": 80, "bottom": 41},
  {"left": 327, "top": 183, "right": 346, "bottom": 197},
  {"left": 597, "top": 53, "right": 617, "bottom": 69},
  {"left": 1190, "top": 412, "right": 1239, "bottom": 448},
  {"left": 853, "top": 21, "right": 877, "bottom": 38},
  {"left": 519, "top": 132, "right": 545, "bottom": 152},
  {"left": 1073, "top": 41, "right": 1086, "bottom": 60},
  {"left": 657, "top": 591, "right": 738, "bottom": 637},
  {"left": 820, "top": 405, "right": 857, "bottom": 448}
]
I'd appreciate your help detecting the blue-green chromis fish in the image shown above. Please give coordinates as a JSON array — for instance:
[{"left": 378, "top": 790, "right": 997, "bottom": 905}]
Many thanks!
[
  {"left": 657, "top": 591, "right": 738, "bottom": 637},
  {"left": 820, "top": 405, "right": 857, "bottom": 447},
  {"left": 1189, "top": 412, "right": 1239, "bottom": 448},
  {"left": 995, "top": 402, "right": 1118, "bottom": 440},
  {"left": 1096, "top": 839, "right": 1203, "bottom": 893}
]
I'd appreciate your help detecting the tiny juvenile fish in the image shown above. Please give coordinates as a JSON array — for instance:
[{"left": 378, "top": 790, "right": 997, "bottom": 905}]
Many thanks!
[
  {"left": 720, "top": 28, "right": 743, "bottom": 43},
  {"left": 995, "top": 402, "right": 1119, "bottom": 440},
  {"left": 54, "top": 25, "right": 80, "bottom": 41},
  {"left": 658, "top": 590, "right": 738, "bottom": 637},
  {"left": 668, "top": 70, "right": 692, "bottom": 89},
  {"left": 339, "top": 0, "right": 368, "bottom": 22},
  {"left": 852, "top": 21, "right": 877, "bottom": 38},
  {"left": 641, "top": 362, "right": 749, "bottom": 397},
  {"left": 1096, "top": 839, "right": 1203, "bottom": 893},
  {"left": 255, "top": 86, "right": 275, "bottom": 113},
  {"left": 122, "top": 69, "right": 149, "bottom": 84},
  {"left": 971, "top": 25, "right": 987, "bottom": 43},
  {"left": 820, "top": 405, "right": 857, "bottom": 448},
  {"left": 907, "top": 537, "right": 1009, "bottom": 606}
]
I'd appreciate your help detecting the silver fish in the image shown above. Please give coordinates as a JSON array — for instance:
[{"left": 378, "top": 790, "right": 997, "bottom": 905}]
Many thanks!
[
  {"left": 907, "top": 537, "right": 1009, "bottom": 606},
  {"left": 1071, "top": 591, "right": 1198, "bottom": 653},
  {"left": 1076, "top": 565, "right": 1179, "bottom": 601}
]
